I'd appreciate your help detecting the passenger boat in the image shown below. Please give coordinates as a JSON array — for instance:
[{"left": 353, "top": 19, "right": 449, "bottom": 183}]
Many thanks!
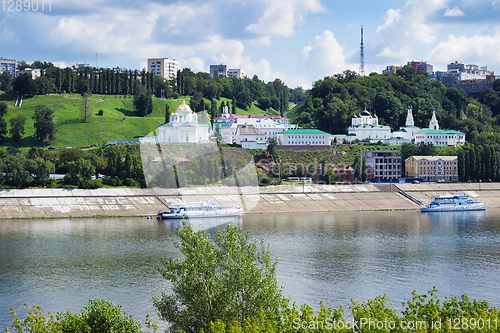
[
  {"left": 157, "top": 200, "right": 243, "bottom": 220},
  {"left": 420, "top": 194, "right": 487, "bottom": 212}
]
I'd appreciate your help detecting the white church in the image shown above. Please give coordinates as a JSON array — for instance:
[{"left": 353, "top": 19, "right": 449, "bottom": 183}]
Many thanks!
[
  {"left": 139, "top": 100, "right": 210, "bottom": 144},
  {"left": 341, "top": 106, "right": 465, "bottom": 147}
]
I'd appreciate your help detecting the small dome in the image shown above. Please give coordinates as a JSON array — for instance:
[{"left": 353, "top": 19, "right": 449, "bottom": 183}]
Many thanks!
[
  {"left": 360, "top": 109, "right": 370, "bottom": 116},
  {"left": 176, "top": 100, "right": 193, "bottom": 115}
]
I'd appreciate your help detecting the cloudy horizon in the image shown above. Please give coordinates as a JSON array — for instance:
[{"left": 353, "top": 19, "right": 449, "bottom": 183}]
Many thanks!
[{"left": 2, "top": 0, "right": 500, "bottom": 88}]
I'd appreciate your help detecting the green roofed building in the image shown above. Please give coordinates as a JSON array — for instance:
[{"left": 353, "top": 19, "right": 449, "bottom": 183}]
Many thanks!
[{"left": 276, "top": 128, "right": 331, "bottom": 150}]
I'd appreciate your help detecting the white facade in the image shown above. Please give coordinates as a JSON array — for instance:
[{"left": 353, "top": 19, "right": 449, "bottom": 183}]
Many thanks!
[
  {"left": 228, "top": 69, "right": 246, "bottom": 78},
  {"left": 152, "top": 101, "right": 209, "bottom": 143},
  {"left": 148, "top": 58, "right": 179, "bottom": 80},
  {"left": 214, "top": 106, "right": 291, "bottom": 146},
  {"left": 277, "top": 129, "right": 330, "bottom": 146},
  {"left": 348, "top": 109, "right": 392, "bottom": 140}
]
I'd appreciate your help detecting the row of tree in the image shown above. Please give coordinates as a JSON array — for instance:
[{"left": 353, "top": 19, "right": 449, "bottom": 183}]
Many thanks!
[{"left": 0, "top": 144, "right": 145, "bottom": 188}]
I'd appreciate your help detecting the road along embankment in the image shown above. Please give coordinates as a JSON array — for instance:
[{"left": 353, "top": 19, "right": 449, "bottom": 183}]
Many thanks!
[{"left": 0, "top": 183, "right": 499, "bottom": 219}]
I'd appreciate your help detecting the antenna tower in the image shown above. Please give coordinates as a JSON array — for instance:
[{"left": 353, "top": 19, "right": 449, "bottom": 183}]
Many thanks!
[{"left": 359, "top": 25, "right": 365, "bottom": 76}]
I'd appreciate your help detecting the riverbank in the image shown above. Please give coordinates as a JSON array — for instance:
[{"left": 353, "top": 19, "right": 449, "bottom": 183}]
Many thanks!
[{"left": 0, "top": 182, "right": 499, "bottom": 219}]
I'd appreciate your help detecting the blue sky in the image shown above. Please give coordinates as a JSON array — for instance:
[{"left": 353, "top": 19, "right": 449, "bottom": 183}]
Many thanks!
[{"left": 2, "top": 0, "right": 500, "bottom": 88}]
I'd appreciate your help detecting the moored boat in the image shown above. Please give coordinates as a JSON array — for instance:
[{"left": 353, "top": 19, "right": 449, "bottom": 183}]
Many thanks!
[
  {"left": 157, "top": 200, "right": 243, "bottom": 220},
  {"left": 420, "top": 194, "right": 487, "bottom": 212}
]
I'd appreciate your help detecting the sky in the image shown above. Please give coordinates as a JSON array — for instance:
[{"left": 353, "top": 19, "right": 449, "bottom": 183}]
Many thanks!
[{"left": 2, "top": 0, "right": 500, "bottom": 89}]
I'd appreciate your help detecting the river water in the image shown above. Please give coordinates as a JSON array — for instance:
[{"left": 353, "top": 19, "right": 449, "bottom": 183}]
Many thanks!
[{"left": 1, "top": 210, "right": 500, "bottom": 330}]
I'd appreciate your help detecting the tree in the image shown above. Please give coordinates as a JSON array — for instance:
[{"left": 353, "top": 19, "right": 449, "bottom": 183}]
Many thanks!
[
  {"left": 33, "top": 104, "right": 56, "bottom": 145},
  {"left": 133, "top": 85, "right": 153, "bottom": 117},
  {"left": 9, "top": 116, "right": 26, "bottom": 141},
  {"left": 361, "top": 155, "right": 368, "bottom": 182},
  {"left": 353, "top": 154, "right": 361, "bottom": 182},
  {"left": 16, "top": 60, "right": 30, "bottom": 70},
  {"left": 267, "top": 137, "right": 279, "bottom": 162},
  {"left": 12, "top": 73, "right": 38, "bottom": 98},
  {"left": 165, "top": 103, "right": 170, "bottom": 123},
  {"left": 81, "top": 92, "right": 93, "bottom": 123},
  {"left": 64, "top": 158, "right": 96, "bottom": 187},
  {"left": 27, "top": 157, "right": 51, "bottom": 186},
  {"left": 0, "top": 70, "right": 13, "bottom": 92},
  {"left": 0, "top": 101, "right": 8, "bottom": 140},
  {"left": 153, "top": 223, "right": 284, "bottom": 333}
]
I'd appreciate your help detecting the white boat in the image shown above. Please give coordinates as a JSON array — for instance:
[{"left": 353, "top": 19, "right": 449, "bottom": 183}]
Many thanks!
[
  {"left": 420, "top": 194, "right": 487, "bottom": 212},
  {"left": 157, "top": 200, "right": 243, "bottom": 220}
]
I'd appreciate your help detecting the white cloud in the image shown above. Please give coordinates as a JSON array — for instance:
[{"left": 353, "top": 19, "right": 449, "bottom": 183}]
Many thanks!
[
  {"left": 376, "top": 0, "right": 449, "bottom": 46},
  {"left": 444, "top": 6, "right": 465, "bottom": 16},
  {"left": 244, "top": 0, "right": 325, "bottom": 39},
  {"left": 427, "top": 30, "right": 500, "bottom": 67},
  {"left": 297, "top": 30, "right": 356, "bottom": 88},
  {"left": 377, "top": 46, "right": 412, "bottom": 61},
  {"left": 53, "top": 61, "right": 68, "bottom": 68}
]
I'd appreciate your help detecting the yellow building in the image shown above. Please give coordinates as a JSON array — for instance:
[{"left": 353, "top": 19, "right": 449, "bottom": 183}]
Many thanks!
[{"left": 405, "top": 156, "right": 458, "bottom": 182}]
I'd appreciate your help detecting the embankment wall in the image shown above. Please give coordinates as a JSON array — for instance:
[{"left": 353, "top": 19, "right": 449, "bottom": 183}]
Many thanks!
[{"left": 0, "top": 183, "right": 499, "bottom": 219}]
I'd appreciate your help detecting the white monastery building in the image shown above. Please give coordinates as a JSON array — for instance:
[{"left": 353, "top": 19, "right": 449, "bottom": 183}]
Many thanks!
[
  {"left": 344, "top": 106, "right": 465, "bottom": 147},
  {"left": 141, "top": 100, "right": 209, "bottom": 144},
  {"left": 213, "top": 106, "right": 295, "bottom": 148},
  {"left": 347, "top": 109, "right": 392, "bottom": 141}
]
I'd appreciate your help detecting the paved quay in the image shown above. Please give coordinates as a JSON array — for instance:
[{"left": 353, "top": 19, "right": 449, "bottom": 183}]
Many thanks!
[{"left": 0, "top": 183, "right": 499, "bottom": 219}]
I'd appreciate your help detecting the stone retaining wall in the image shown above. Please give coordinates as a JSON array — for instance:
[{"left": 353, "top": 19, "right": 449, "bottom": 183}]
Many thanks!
[{"left": 0, "top": 183, "right": 498, "bottom": 219}]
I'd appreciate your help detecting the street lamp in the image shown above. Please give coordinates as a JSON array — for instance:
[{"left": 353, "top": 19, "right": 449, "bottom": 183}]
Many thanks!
[{"left": 51, "top": 158, "right": 58, "bottom": 180}]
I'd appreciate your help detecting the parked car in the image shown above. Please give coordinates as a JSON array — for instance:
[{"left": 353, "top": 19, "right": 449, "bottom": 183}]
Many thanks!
[{"left": 412, "top": 180, "right": 420, "bottom": 184}]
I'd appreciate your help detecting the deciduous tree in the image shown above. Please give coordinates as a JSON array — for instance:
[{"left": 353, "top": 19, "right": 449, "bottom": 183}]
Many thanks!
[
  {"left": 33, "top": 104, "right": 56, "bottom": 145},
  {"left": 153, "top": 223, "right": 284, "bottom": 333},
  {"left": 9, "top": 115, "right": 26, "bottom": 141}
]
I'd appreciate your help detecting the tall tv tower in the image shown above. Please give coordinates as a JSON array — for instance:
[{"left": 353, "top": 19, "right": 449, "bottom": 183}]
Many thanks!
[{"left": 359, "top": 25, "right": 365, "bottom": 76}]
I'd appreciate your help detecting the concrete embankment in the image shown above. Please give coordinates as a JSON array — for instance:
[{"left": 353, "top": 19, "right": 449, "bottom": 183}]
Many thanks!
[{"left": 0, "top": 183, "right": 499, "bottom": 219}]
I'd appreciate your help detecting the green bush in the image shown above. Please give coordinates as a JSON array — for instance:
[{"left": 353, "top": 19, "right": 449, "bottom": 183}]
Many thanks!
[{"left": 79, "top": 179, "right": 102, "bottom": 189}]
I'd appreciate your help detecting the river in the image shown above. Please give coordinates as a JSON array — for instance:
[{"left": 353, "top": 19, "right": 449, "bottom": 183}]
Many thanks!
[{"left": 1, "top": 210, "right": 500, "bottom": 330}]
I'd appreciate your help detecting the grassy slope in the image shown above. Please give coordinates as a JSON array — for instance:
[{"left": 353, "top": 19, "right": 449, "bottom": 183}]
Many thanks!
[{"left": 0, "top": 93, "right": 269, "bottom": 149}]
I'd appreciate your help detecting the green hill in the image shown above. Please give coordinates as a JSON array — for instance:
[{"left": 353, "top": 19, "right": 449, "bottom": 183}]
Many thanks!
[{"left": 0, "top": 93, "right": 271, "bottom": 149}]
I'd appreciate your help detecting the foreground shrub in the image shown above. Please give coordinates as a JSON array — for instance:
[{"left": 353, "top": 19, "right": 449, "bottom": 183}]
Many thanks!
[{"left": 5, "top": 299, "right": 158, "bottom": 333}]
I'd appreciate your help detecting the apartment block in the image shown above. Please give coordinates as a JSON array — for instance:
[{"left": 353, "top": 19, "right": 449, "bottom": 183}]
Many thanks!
[
  {"left": 210, "top": 64, "right": 246, "bottom": 78},
  {"left": 407, "top": 61, "right": 433, "bottom": 74},
  {"left": 0, "top": 57, "right": 16, "bottom": 78},
  {"left": 441, "top": 61, "right": 497, "bottom": 95},
  {"left": 228, "top": 69, "right": 246, "bottom": 78},
  {"left": 148, "top": 58, "right": 179, "bottom": 80},
  {"left": 361, "top": 150, "right": 402, "bottom": 181},
  {"left": 210, "top": 64, "right": 227, "bottom": 78}
]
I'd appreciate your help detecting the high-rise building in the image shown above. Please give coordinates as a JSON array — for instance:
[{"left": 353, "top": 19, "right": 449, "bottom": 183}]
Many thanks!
[
  {"left": 210, "top": 65, "right": 246, "bottom": 78},
  {"left": 148, "top": 58, "right": 179, "bottom": 80},
  {"left": 227, "top": 69, "right": 246, "bottom": 78},
  {"left": 210, "top": 64, "right": 227, "bottom": 78},
  {"left": 0, "top": 57, "right": 16, "bottom": 78}
]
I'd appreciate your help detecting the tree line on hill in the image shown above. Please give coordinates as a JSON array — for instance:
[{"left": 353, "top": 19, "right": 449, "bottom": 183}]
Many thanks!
[
  {"left": 292, "top": 66, "right": 500, "bottom": 146},
  {"left": 0, "top": 61, "right": 308, "bottom": 119}
]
